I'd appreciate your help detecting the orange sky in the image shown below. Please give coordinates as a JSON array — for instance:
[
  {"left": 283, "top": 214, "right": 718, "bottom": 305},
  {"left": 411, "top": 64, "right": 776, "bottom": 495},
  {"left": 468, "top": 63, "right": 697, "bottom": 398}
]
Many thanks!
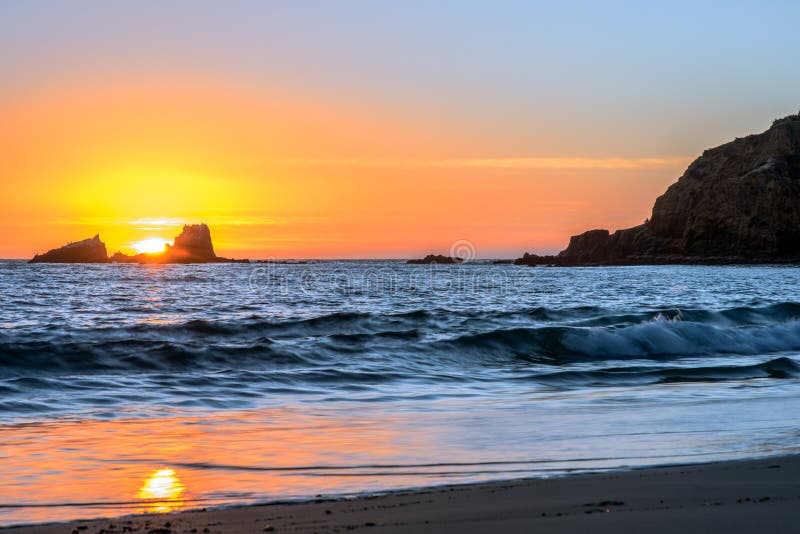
[
  {"left": 0, "top": 79, "right": 689, "bottom": 259},
  {"left": 3, "top": 1, "right": 799, "bottom": 259}
]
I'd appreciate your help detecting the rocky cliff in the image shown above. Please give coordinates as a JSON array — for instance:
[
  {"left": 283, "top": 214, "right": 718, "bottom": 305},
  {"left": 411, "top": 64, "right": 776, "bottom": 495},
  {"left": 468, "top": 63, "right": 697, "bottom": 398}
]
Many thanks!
[
  {"left": 29, "top": 235, "right": 109, "bottom": 263},
  {"left": 517, "top": 112, "right": 800, "bottom": 265}
]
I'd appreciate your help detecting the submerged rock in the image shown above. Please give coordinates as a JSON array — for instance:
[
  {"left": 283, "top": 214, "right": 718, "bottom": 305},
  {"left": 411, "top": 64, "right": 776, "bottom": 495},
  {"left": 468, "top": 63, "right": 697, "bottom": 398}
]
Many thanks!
[
  {"left": 29, "top": 235, "right": 109, "bottom": 263},
  {"left": 518, "top": 112, "right": 800, "bottom": 265}
]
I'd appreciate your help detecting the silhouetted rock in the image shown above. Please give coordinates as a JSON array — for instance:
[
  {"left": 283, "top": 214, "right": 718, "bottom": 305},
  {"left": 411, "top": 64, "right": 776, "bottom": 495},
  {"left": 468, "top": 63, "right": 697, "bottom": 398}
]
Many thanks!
[
  {"left": 31, "top": 224, "right": 246, "bottom": 264},
  {"left": 513, "top": 252, "right": 560, "bottom": 266},
  {"left": 517, "top": 112, "right": 800, "bottom": 265},
  {"left": 109, "top": 251, "right": 137, "bottom": 263},
  {"left": 407, "top": 254, "right": 464, "bottom": 264},
  {"left": 170, "top": 224, "right": 217, "bottom": 261},
  {"left": 29, "top": 235, "right": 109, "bottom": 263},
  {"left": 111, "top": 224, "right": 246, "bottom": 264}
]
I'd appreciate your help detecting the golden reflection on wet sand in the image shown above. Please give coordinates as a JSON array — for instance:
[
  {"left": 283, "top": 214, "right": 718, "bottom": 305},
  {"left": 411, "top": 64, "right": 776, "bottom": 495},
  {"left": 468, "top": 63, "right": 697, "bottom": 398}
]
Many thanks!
[
  {"left": 137, "top": 468, "right": 185, "bottom": 513},
  {"left": 0, "top": 405, "right": 436, "bottom": 525}
]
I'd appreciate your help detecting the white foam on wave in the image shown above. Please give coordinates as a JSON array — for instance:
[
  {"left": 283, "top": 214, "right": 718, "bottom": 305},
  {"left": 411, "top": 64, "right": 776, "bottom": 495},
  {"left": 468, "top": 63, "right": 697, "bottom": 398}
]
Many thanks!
[{"left": 564, "top": 315, "right": 800, "bottom": 358}]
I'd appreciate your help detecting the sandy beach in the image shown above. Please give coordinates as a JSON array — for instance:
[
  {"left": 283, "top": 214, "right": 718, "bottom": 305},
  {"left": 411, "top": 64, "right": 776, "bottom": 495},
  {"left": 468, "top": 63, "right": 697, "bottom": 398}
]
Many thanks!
[{"left": 5, "top": 455, "right": 798, "bottom": 534}]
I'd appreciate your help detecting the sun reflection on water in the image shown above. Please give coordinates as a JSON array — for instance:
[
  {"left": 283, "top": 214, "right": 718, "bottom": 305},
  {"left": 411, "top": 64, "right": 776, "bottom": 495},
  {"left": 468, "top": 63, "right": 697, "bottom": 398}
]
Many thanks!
[
  {"left": 137, "top": 468, "right": 185, "bottom": 513},
  {"left": 0, "top": 408, "right": 414, "bottom": 525}
]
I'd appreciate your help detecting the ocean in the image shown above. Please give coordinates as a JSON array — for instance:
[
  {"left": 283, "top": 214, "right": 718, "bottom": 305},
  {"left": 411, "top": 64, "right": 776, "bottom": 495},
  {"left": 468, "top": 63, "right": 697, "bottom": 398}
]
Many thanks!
[{"left": 2, "top": 260, "right": 800, "bottom": 526}]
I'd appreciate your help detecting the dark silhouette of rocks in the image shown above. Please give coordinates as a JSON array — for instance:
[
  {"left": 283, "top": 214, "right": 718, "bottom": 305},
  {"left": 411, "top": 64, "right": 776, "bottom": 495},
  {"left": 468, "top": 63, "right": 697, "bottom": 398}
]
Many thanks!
[
  {"left": 30, "top": 224, "right": 246, "bottom": 264},
  {"left": 172, "top": 223, "right": 217, "bottom": 260},
  {"left": 407, "top": 254, "right": 464, "bottom": 264},
  {"left": 517, "top": 112, "right": 800, "bottom": 266},
  {"left": 29, "top": 235, "right": 109, "bottom": 263},
  {"left": 112, "top": 224, "right": 245, "bottom": 263},
  {"left": 513, "top": 252, "right": 561, "bottom": 266}
]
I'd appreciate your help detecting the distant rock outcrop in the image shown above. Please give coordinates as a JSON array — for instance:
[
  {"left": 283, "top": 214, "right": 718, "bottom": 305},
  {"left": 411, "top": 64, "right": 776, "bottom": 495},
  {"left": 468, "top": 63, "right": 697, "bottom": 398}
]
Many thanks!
[
  {"left": 171, "top": 223, "right": 217, "bottom": 261},
  {"left": 30, "top": 224, "right": 245, "bottom": 264},
  {"left": 407, "top": 254, "right": 464, "bottom": 264},
  {"left": 29, "top": 235, "right": 109, "bottom": 263},
  {"left": 517, "top": 112, "right": 800, "bottom": 266}
]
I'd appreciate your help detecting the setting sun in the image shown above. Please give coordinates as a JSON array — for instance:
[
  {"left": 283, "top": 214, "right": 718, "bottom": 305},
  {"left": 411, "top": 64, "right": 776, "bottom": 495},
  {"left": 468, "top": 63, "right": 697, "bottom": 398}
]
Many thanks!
[{"left": 132, "top": 237, "right": 170, "bottom": 254}]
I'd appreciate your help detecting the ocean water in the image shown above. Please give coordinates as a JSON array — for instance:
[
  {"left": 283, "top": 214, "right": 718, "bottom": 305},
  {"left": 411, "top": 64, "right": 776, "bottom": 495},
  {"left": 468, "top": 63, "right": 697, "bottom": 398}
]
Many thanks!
[{"left": 2, "top": 260, "right": 800, "bottom": 525}]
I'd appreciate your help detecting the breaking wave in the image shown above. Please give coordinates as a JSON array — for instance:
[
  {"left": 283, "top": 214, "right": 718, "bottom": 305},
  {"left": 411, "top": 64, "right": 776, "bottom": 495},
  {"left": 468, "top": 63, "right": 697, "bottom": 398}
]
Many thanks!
[{"left": 3, "top": 303, "right": 800, "bottom": 382}]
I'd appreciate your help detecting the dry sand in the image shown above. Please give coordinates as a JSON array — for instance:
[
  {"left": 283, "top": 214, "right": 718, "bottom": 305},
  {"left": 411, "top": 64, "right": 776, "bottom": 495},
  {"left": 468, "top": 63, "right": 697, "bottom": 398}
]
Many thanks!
[{"left": 5, "top": 455, "right": 799, "bottom": 533}]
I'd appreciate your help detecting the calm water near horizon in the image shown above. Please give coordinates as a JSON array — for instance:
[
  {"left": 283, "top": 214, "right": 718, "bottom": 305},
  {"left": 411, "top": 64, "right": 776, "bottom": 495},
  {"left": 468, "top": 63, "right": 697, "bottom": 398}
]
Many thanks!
[{"left": 2, "top": 260, "right": 800, "bottom": 525}]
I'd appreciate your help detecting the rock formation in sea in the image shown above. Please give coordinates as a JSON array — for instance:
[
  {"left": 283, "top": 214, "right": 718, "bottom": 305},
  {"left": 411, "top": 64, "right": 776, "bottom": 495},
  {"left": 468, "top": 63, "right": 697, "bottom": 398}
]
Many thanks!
[
  {"left": 30, "top": 224, "right": 245, "bottom": 264},
  {"left": 172, "top": 223, "right": 217, "bottom": 260},
  {"left": 29, "top": 235, "right": 110, "bottom": 263},
  {"left": 112, "top": 224, "right": 244, "bottom": 263},
  {"left": 516, "top": 112, "right": 800, "bottom": 266},
  {"left": 407, "top": 254, "right": 464, "bottom": 264}
]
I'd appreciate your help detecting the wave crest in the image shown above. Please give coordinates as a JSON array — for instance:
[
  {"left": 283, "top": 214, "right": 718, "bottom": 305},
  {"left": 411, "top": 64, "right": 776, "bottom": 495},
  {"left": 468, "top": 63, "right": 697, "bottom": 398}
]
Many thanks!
[{"left": 3, "top": 302, "right": 800, "bottom": 376}]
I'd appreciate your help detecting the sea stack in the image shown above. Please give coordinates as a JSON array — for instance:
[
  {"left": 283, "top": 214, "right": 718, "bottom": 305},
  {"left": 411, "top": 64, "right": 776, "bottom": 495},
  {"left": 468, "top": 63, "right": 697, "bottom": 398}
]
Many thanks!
[
  {"left": 112, "top": 224, "right": 240, "bottom": 263},
  {"left": 30, "top": 224, "right": 245, "bottom": 264},
  {"left": 517, "top": 112, "right": 800, "bottom": 265},
  {"left": 29, "top": 235, "right": 109, "bottom": 263},
  {"left": 167, "top": 223, "right": 218, "bottom": 262}
]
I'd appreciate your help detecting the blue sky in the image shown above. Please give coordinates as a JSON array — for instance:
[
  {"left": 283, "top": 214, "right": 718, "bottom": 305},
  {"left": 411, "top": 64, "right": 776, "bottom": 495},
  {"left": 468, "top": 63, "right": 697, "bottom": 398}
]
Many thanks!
[{"left": 2, "top": 0, "right": 799, "bottom": 158}]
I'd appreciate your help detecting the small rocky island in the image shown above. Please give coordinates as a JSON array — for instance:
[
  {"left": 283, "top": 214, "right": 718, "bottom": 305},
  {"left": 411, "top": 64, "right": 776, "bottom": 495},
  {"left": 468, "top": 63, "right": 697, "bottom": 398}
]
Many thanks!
[
  {"left": 30, "top": 224, "right": 245, "bottom": 264},
  {"left": 407, "top": 254, "right": 464, "bottom": 264},
  {"left": 29, "top": 235, "right": 109, "bottom": 263},
  {"left": 517, "top": 112, "right": 800, "bottom": 266}
]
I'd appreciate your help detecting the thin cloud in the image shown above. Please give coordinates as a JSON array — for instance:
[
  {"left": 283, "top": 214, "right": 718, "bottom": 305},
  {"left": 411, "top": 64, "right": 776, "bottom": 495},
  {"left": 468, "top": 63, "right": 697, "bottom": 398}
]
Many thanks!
[
  {"left": 286, "top": 156, "right": 691, "bottom": 170},
  {"left": 129, "top": 217, "right": 184, "bottom": 226},
  {"left": 426, "top": 156, "right": 691, "bottom": 170},
  {"left": 204, "top": 215, "right": 332, "bottom": 226},
  {"left": 54, "top": 215, "right": 330, "bottom": 228}
]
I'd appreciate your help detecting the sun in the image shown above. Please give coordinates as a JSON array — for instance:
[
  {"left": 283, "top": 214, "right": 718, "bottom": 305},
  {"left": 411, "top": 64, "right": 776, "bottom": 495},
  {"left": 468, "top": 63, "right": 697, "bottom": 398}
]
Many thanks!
[{"left": 132, "top": 237, "right": 170, "bottom": 254}]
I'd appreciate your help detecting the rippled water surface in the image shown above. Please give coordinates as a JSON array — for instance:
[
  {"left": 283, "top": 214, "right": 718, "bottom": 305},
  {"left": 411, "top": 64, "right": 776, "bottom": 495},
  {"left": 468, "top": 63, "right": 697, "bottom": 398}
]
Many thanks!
[{"left": 2, "top": 261, "right": 800, "bottom": 525}]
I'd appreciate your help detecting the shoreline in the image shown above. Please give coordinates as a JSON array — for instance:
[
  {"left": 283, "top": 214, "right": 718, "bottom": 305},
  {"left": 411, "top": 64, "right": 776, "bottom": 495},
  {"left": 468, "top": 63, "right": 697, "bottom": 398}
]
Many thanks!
[{"left": 5, "top": 454, "right": 798, "bottom": 533}]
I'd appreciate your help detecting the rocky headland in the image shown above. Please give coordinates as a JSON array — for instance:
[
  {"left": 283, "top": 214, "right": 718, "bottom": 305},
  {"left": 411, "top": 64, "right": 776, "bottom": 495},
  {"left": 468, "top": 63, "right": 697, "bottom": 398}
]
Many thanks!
[
  {"left": 517, "top": 112, "right": 800, "bottom": 266},
  {"left": 30, "top": 224, "right": 245, "bottom": 264}
]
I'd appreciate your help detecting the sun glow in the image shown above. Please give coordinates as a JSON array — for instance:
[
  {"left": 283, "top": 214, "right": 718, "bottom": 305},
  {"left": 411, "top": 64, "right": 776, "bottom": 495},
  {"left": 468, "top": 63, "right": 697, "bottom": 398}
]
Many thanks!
[{"left": 132, "top": 237, "right": 170, "bottom": 254}]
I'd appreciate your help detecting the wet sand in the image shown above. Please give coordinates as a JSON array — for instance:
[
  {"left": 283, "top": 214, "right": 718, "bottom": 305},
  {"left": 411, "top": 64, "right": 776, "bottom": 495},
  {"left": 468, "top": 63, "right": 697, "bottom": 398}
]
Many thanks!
[{"left": 5, "top": 455, "right": 798, "bottom": 533}]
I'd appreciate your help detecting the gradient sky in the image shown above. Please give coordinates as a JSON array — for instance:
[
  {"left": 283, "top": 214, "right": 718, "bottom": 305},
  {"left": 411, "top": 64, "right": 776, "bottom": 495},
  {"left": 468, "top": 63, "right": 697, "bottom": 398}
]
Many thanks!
[{"left": 2, "top": 0, "right": 799, "bottom": 258}]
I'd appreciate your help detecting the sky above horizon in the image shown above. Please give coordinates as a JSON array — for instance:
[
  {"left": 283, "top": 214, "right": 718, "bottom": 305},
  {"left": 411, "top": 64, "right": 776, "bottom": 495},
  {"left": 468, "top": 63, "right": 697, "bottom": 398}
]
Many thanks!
[{"left": 2, "top": 0, "right": 799, "bottom": 258}]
